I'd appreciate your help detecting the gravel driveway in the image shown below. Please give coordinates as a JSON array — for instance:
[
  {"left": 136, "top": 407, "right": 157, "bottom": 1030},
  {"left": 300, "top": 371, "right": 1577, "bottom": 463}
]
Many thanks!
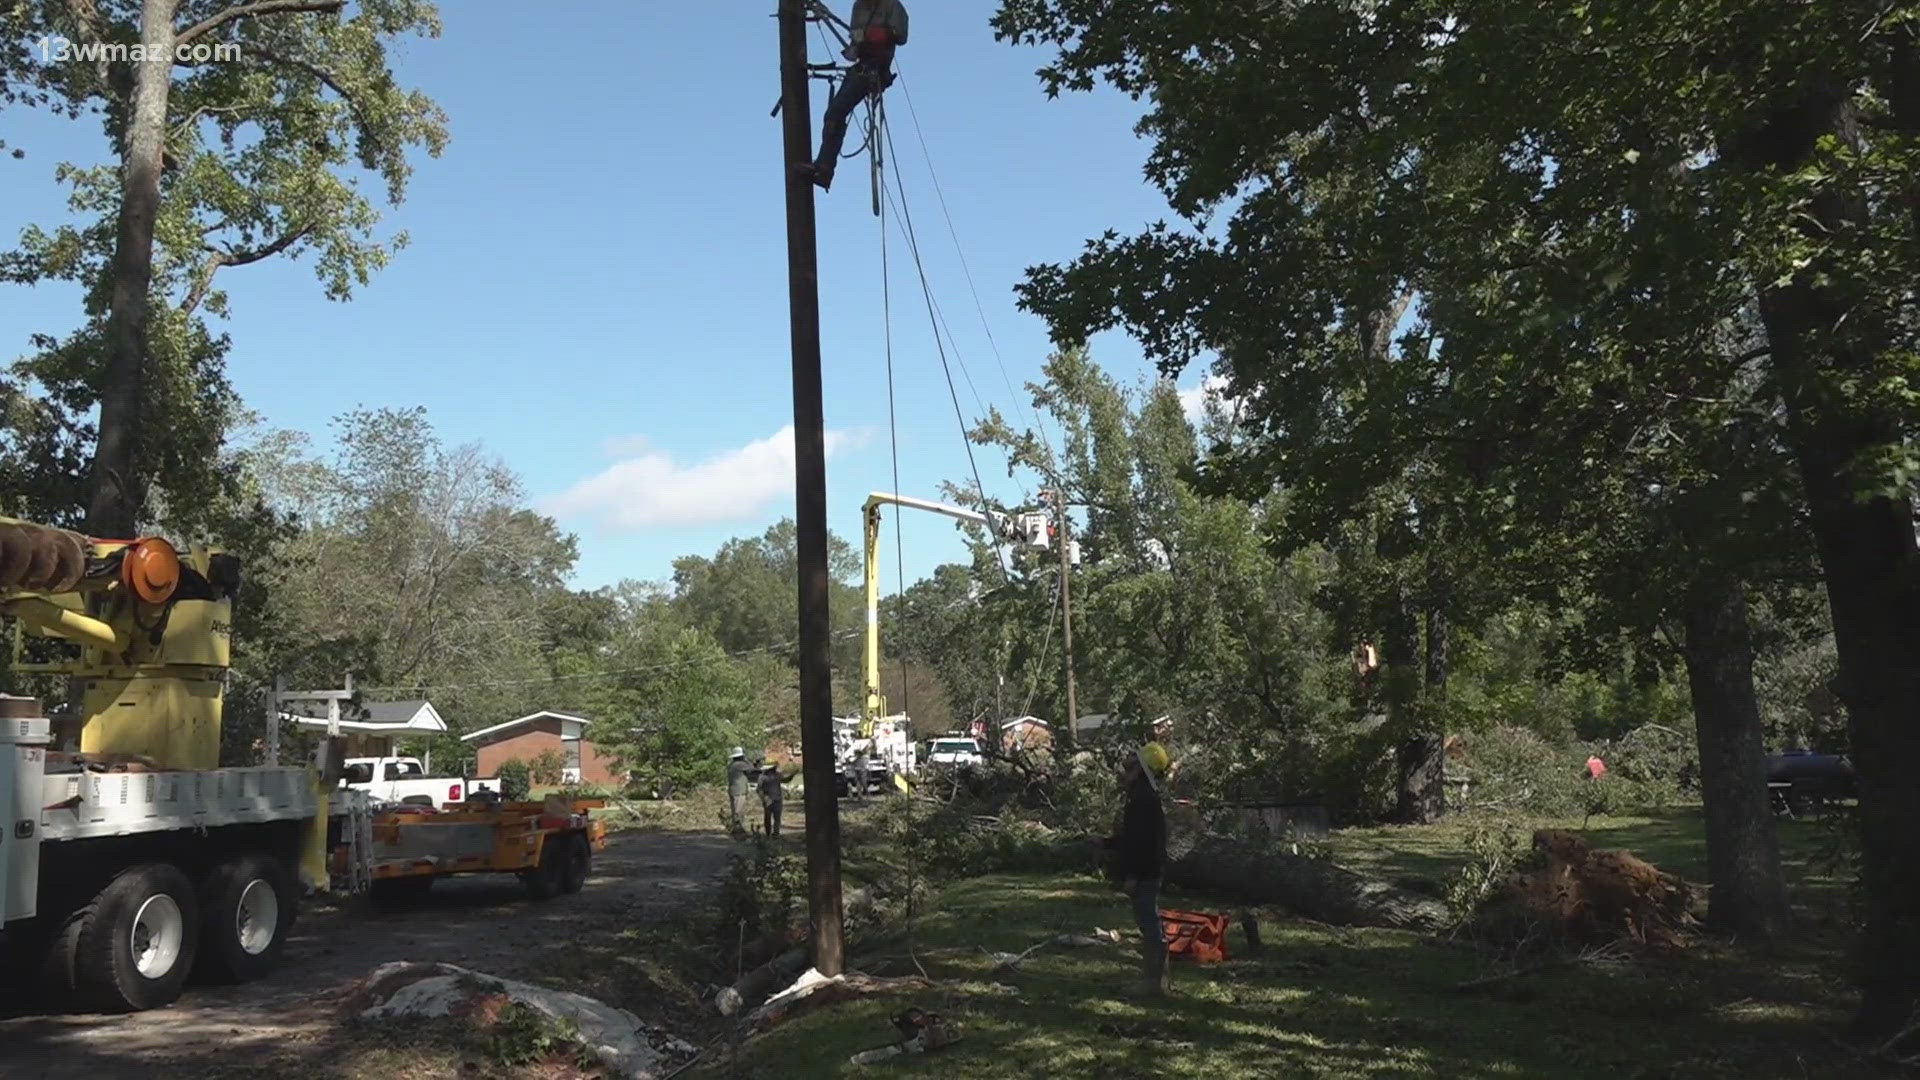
[{"left": 0, "top": 828, "right": 739, "bottom": 1079}]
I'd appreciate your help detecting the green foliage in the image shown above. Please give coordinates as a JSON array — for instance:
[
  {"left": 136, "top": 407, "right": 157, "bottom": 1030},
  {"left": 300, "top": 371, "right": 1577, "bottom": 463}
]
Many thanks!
[
  {"left": 482, "top": 1001, "right": 582, "bottom": 1069},
  {"left": 1, "top": 0, "right": 446, "bottom": 530},
  {"left": 1454, "top": 727, "right": 1590, "bottom": 818},
  {"left": 495, "top": 759, "right": 531, "bottom": 801},
  {"left": 714, "top": 841, "right": 808, "bottom": 963},
  {"left": 1444, "top": 821, "right": 1531, "bottom": 927},
  {"left": 528, "top": 748, "right": 565, "bottom": 788},
  {"left": 563, "top": 618, "right": 758, "bottom": 794}
]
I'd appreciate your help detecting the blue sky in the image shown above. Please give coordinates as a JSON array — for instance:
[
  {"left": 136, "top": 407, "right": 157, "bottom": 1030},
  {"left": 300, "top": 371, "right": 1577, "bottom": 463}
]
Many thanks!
[{"left": 0, "top": 2, "right": 1203, "bottom": 591}]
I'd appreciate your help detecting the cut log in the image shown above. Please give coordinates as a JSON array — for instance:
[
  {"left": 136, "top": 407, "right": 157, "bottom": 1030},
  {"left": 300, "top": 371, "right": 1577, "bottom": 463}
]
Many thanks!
[
  {"left": 1165, "top": 837, "right": 1450, "bottom": 932},
  {"left": 716, "top": 888, "right": 877, "bottom": 1015}
]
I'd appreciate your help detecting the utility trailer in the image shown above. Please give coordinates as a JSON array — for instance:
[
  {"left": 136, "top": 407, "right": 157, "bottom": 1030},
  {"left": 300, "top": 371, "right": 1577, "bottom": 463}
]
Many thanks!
[{"left": 337, "top": 794, "right": 607, "bottom": 910}]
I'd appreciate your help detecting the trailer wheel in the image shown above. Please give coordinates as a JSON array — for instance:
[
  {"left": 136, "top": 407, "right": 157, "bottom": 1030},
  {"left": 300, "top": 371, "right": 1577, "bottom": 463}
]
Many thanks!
[
  {"left": 523, "top": 836, "right": 567, "bottom": 900},
  {"left": 196, "top": 854, "right": 296, "bottom": 983},
  {"left": 559, "top": 832, "right": 591, "bottom": 895},
  {"left": 74, "top": 863, "right": 201, "bottom": 1012},
  {"left": 368, "top": 876, "right": 434, "bottom": 913}
]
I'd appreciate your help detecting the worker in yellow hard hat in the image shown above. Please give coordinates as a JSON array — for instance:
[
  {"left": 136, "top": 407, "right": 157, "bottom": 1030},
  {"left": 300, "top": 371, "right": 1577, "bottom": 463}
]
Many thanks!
[{"left": 1100, "top": 741, "right": 1171, "bottom": 997}]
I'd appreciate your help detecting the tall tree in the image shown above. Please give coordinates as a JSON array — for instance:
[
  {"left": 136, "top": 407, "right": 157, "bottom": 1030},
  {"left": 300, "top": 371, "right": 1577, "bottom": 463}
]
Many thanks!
[
  {"left": 990, "top": 0, "right": 1826, "bottom": 948},
  {"left": 5, "top": 0, "right": 445, "bottom": 535}
]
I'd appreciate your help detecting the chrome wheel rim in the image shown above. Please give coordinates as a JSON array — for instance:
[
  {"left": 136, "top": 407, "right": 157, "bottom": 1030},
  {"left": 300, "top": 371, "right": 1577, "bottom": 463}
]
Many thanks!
[
  {"left": 131, "top": 894, "right": 185, "bottom": 979},
  {"left": 235, "top": 878, "right": 279, "bottom": 955}
]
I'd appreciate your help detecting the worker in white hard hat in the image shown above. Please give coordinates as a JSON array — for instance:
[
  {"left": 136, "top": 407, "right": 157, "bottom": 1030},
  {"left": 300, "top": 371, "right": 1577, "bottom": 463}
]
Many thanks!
[
  {"left": 726, "top": 747, "right": 751, "bottom": 833},
  {"left": 1100, "top": 742, "right": 1171, "bottom": 996}
]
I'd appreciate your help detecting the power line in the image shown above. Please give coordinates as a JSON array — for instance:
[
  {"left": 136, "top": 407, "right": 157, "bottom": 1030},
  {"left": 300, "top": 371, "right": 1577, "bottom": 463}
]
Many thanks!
[
  {"left": 894, "top": 74, "right": 1056, "bottom": 463},
  {"left": 879, "top": 116, "right": 1010, "bottom": 579},
  {"left": 880, "top": 148, "right": 911, "bottom": 723},
  {"left": 358, "top": 628, "right": 861, "bottom": 695}
]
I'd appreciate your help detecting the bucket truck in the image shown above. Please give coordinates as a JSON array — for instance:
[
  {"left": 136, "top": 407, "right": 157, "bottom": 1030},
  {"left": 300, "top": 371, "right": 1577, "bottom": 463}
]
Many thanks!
[{"left": 854, "top": 493, "right": 1046, "bottom": 780}]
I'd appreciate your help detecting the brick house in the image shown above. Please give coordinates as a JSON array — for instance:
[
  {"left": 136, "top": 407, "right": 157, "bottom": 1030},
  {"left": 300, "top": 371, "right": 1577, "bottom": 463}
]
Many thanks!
[{"left": 460, "top": 711, "right": 624, "bottom": 788}]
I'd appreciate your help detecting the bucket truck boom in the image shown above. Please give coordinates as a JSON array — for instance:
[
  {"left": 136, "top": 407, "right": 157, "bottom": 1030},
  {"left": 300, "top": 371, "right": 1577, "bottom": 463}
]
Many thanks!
[{"left": 859, "top": 493, "right": 1040, "bottom": 737}]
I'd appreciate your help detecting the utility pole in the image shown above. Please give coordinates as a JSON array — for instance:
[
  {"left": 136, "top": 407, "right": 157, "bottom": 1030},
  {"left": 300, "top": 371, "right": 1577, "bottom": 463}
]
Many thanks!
[
  {"left": 1053, "top": 492, "right": 1078, "bottom": 742},
  {"left": 777, "top": 0, "right": 844, "bottom": 979}
]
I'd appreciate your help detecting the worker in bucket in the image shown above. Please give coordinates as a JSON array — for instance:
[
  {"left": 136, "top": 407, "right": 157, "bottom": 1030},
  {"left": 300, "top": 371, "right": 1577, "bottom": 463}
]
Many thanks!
[
  {"left": 1101, "top": 742, "right": 1171, "bottom": 997},
  {"left": 804, "top": 0, "right": 909, "bottom": 191},
  {"left": 727, "top": 746, "right": 753, "bottom": 831}
]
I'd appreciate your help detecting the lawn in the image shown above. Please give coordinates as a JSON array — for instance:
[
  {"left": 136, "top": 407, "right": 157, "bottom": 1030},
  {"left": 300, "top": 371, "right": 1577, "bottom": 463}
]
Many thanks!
[{"left": 701, "top": 807, "right": 1873, "bottom": 1079}]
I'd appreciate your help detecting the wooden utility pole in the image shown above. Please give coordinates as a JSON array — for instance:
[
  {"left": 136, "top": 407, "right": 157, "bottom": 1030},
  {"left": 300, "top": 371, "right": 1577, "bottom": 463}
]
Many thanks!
[
  {"left": 777, "top": 0, "right": 845, "bottom": 979},
  {"left": 1054, "top": 493, "right": 1078, "bottom": 739}
]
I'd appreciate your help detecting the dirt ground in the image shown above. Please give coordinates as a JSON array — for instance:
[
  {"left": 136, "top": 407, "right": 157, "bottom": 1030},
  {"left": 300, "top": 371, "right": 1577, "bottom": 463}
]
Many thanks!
[{"left": 0, "top": 828, "right": 740, "bottom": 1079}]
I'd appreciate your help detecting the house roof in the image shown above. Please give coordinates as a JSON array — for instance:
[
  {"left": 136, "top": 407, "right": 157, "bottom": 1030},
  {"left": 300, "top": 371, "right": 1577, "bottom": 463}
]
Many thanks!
[
  {"left": 460, "top": 711, "right": 594, "bottom": 744},
  {"left": 1000, "top": 716, "right": 1049, "bottom": 730},
  {"left": 287, "top": 699, "right": 447, "bottom": 735}
]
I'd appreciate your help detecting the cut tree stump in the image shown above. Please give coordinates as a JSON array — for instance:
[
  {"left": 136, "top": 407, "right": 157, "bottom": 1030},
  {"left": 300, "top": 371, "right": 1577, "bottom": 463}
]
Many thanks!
[{"left": 1165, "top": 837, "right": 1451, "bottom": 932}]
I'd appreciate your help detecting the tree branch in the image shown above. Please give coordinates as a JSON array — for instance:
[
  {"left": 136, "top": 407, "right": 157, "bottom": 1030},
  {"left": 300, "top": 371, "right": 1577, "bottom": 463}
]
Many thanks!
[
  {"left": 64, "top": 0, "right": 124, "bottom": 99},
  {"left": 179, "top": 224, "right": 312, "bottom": 315},
  {"left": 175, "top": 0, "right": 344, "bottom": 48}
]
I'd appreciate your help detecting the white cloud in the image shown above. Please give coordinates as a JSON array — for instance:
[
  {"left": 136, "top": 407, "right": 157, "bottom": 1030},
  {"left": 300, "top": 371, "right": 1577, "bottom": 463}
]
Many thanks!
[
  {"left": 1178, "top": 375, "right": 1234, "bottom": 422},
  {"left": 548, "top": 425, "right": 869, "bottom": 529}
]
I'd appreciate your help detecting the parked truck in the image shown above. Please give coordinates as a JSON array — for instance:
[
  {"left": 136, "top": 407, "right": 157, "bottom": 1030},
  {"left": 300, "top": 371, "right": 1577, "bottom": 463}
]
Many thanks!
[
  {"left": 341, "top": 755, "right": 499, "bottom": 806},
  {"left": 0, "top": 521, "right": 323, "bottom": 1011},
  {"left": 0, "top": 518, "right": 603, "bottom": 1014}
]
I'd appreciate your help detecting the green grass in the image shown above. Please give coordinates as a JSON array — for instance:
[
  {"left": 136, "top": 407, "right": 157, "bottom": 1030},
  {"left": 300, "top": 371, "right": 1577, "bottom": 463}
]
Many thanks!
[{"left": 703, "top": 808, "right": 1871, "bottom": 1079}]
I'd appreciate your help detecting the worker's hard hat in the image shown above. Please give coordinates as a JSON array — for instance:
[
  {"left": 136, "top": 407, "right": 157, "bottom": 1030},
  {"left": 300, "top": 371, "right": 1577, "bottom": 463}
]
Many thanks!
[
  {"left": 730, "top": 746, "right": 745, "bottom": 759},
  {"left": 1136, "top": 742, "right": 1171, "bottom": 777}
]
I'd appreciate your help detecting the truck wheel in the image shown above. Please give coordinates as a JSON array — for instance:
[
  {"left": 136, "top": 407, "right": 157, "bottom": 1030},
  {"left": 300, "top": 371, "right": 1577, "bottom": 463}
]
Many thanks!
[
  {"left": 74, "top": 863, "right": 201, "bottom": 1012},
  {"left": 559, "top": 832, "right": 591, "bottom": 895},
  {"left": 197, "top": 854, "right": 296, "bottom": 984},
  {"left": 523, "top": 836, "right": 567, "bottom": 900},
  {"left": 368, "top": 876, "right": 434, "bottom": 913}
]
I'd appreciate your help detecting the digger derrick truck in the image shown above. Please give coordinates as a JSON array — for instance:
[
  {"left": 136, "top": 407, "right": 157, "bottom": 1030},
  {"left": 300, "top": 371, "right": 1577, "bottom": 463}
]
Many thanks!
[
  {"left": 0, "top": 518, "right": 324, "bottom": 1012},
  {"left": 0, "top": 518, "right": 608, "bottom": 1014}
]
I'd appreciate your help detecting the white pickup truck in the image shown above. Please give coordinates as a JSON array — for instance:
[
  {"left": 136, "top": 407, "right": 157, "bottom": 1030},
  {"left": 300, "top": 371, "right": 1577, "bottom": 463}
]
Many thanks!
[
  {"left": 341, "top": 756, "right": 497, "bottom": 807},
  {"left": 926, "top": 737, "right": 984, "bottom": 769}
]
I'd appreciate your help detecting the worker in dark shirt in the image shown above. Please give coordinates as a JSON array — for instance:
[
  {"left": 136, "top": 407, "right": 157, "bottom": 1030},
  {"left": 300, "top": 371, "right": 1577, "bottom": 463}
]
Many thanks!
[
  {"left": 805, "top": 0, "right": 909, "bottom": 191},
  {"left": 1102, "top": 741, "right": 1171, "bottom": 996},
  {"left": 758, "top": 757, "right": 788, "bottom": 837}
]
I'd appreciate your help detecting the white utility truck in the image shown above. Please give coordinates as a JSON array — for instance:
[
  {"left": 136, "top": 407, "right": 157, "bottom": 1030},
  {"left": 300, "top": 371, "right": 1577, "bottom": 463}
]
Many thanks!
[
  {"left": 0, "top": 522, "right": 326, "bottom": 1012},
  {"left": 0, "top": 518, "right": 603, "bottom": 1017},
  {"left": 341, "top": 755, "right": 499, "bottom": 806}
]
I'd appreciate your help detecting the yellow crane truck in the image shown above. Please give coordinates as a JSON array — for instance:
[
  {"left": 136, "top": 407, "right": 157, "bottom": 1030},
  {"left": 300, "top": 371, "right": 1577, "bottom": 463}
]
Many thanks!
[{"left": 0, "top": 517, "right": 603, "bottom": 1013}]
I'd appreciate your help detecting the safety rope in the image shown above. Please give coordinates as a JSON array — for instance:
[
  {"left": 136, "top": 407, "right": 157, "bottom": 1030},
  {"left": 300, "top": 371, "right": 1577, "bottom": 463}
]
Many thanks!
[
  {"left": 877, "top": 115, "right": 1010, "bottom": 581},
  {"left": 894, "top": 75, "right": 1057, "bottom": 480},
  {"left": 879, "top": 144, "right": 910, "bottom": 728}
]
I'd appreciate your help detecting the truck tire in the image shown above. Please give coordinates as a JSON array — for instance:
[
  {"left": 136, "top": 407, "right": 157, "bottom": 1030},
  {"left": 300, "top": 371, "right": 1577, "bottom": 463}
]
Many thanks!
[
  {"left": 196, "top": 854, "right": 296, "bottom": 984},
  {"left": 368, "top": 875, "right": 434, "bottom": 912},
  {"left": 559, "top": 832, "right": 591, "bottom": 895},
  {"left": 74, "top": 863, "right": 201, "bottom": 1012},
  {"left": 523, "top": 836, "right": 567, "bottom": 900}
]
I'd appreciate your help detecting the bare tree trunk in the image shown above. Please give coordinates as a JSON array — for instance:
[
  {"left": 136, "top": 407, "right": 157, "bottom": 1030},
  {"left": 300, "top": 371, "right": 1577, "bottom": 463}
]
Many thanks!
[
  {"left": 83, "top": 0, "right": 177, "bottom": 538},
  {"left": 1731, "top": 79, "right": 1920, "bottom": 1044},
  {"left": 1383, "top": 587, "right": 1441, "bottom": 823},
  {"left": 1679, "top": 579, "right": 1791, "bottom": 942}
]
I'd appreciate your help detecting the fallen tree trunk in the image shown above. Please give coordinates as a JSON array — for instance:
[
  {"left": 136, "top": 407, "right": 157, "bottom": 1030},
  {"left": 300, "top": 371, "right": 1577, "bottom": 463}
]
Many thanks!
[
  {"left": 716, "top": 888, "right": 877, "bottom": 1015},
  {"left": 1166, "top": 837, "right": 1450, "bottom": 932}
]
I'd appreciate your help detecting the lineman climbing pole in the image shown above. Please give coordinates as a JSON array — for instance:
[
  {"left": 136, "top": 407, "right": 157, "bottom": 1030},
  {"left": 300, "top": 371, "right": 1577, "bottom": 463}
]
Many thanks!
[{"left": 776, "top": 0, "right": 845, "bottom": 979}]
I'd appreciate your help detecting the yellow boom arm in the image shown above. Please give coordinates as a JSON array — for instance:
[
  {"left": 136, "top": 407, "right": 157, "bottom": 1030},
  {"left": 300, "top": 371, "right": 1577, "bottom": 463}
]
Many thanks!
[{"left": 860, "top": 492, "right": 1025, "bottom": 735}]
